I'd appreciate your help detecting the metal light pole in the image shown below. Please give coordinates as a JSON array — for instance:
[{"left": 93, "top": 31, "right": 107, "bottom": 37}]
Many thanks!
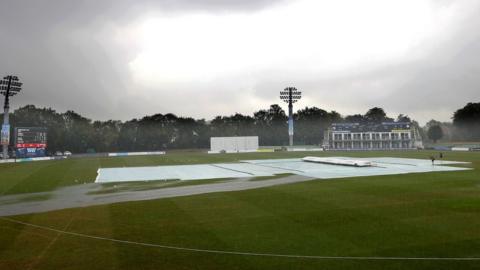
[
  {"left": 280, "top": 87, "right": 302, "bottom": 146},
  {"left": 0, "top": 75, "right": 22, "bottom": 159}
]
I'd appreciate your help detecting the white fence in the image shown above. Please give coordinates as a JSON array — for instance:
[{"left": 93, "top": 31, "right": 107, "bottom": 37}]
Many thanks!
[
  {"left": 0, "top": 156, "right": 67, "bottom": 163},
  {"left": 107, "top": 151, "right": 166, "bottom": 157},
  {"left": 451, "top": 147, "right": 471, "bottom": 151}
]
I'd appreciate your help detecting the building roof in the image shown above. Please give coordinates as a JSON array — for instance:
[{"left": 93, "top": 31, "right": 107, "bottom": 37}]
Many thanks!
[{"left": 330, "top": 122, "right": 412, "bottom": 133}]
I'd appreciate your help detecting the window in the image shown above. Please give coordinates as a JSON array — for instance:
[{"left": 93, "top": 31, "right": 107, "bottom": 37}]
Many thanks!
[
  {"left": 353, "top": 141, "right": 361, "bottom": 149},
  {"left": 381, "top": 133, "right": 390, "bottom": 140},
  {"left": 391, "top": 133, "right": 399, "bottom": 140},
  {"left": 362, "top": 133, "right": 370, "bottom": 140},
  {"left": 353, "top": 133, "right": 361, "bottom": 140},
  {"left": 334, "top": 133, "right": 342, "bottom": 140},
  {"left": 344, "top": 134, "right": 352, "bottom": 140}
]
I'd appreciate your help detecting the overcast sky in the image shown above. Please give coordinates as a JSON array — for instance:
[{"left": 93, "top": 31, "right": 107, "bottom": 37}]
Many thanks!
[{"left": 1, "top": 0, "right": 479, "bottom": 124}]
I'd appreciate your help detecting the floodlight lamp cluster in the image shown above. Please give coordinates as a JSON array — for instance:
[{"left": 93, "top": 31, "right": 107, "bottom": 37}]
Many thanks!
[
  {"left": 0, "top": 75, "right": 22, "bottom": 96},
  {"left": 279, "top": 87, "right": 302, "bottom": 104}
]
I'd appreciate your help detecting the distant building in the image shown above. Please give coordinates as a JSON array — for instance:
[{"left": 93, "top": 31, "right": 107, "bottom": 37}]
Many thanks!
[{"left": 323, "top": 122, "right": 423, "bottom": 150}]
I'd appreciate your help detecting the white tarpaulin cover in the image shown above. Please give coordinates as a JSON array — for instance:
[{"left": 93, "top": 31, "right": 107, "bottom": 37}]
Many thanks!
[{"left": 95, "top": 157, "right": 470, "bottom": 183}]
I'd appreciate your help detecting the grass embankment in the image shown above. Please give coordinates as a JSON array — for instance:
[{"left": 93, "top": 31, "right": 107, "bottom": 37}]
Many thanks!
[{"left": 0, "top": 151, "right": 479, "bottom": 269}]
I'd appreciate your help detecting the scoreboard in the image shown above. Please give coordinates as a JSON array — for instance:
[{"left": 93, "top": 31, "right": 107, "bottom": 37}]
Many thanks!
[{"left": 15, "top": 127, "right": 47, "bottom": 158}]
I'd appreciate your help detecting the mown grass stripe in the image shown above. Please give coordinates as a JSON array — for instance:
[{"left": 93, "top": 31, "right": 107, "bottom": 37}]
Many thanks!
[{"left": 2, "top": 217, "right": 479, "bottom": 261}]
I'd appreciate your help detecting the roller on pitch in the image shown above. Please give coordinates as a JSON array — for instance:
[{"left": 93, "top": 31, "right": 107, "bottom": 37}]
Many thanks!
[{"left": 301, "top": 157, "right": 374, "bottom": 167}]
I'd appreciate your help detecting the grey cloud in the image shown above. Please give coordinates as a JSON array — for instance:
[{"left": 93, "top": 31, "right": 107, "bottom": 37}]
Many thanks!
[
  {"left": 247, "top": 3, "right": 480, "bottom": 124},
  {"left": 0, "top": 0, "right": 287, "bottom": 120},
  {"left": 1, "top": 0, "right": 287, "bottom": 29},
  {"left": 1, "top": 0, "right": 479, "bottom": 125}
]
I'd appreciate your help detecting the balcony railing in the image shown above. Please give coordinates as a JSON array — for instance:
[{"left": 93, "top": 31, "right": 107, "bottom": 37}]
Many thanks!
[{"left": 331, "top": 138, "right": 411, "bottom": 142}]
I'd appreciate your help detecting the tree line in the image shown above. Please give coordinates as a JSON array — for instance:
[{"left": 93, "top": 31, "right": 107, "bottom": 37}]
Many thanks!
[
  {"left": 4, "top": 102, "right": 480, "bottom": 153},
  {"left": 424, "top": 102, "right": 480, "bottom": 143}
]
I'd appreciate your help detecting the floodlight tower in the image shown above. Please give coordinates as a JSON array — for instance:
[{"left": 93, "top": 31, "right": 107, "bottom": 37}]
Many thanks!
[
  {"left": 280, "top": 87, "right": 302, "bottom": 146},
  {"left": 0, "top": 75, "right": 22, "bottom": 159}
]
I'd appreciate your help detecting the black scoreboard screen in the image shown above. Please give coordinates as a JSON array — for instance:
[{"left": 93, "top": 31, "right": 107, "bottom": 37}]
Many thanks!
[{"left": 15, "top": 127, "right": 47, "bottom": 158}]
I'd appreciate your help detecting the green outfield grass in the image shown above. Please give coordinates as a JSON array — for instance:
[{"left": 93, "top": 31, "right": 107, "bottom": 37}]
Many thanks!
[{"left": 0, "top": 150, "right": 479, "bottom": 269}]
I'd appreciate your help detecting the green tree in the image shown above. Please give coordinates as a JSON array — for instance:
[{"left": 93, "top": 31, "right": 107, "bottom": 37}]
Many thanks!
[
  {"left": 364, "top": 107, "right": 393, "bottom": 123},
  {"left": 173, "top": 117, "right": 207, "bottom": 149},
  {"left": 295, "top": 107, "right": 339, "bottom": 145},
  {"left": 453, "top": 102, "right": 480, "bottom": 140},
  {"left": 63, "top": 110, "right": 95, "bottom": 153},
  {"left": 117, "top": 120, "right": 139, "bottom": 151},
  {"left": 92, "top": 120, "right": 121, "bottom": 152},
  {"left": 344, "top": 114, "right": 366, "bottom": 123},
  {"left": 135, "top": 114, "right": 176, "bottom": 151},
  {"left": 253, "top": 104, "right": 288, "bottom": 146},
  {"left": 427, "top": 125, "right": 443, "bottom": 143},
  {"left": 210, "top": 113, "right": 255, "bottom": 137},
  {"left": 396, "top": 114, "right": 411, "bottom": 122}
]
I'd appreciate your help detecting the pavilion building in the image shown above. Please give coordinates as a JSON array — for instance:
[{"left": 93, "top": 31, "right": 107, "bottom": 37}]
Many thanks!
[{"left": 323, "top": 122, "right": 423, "bottom": 150}]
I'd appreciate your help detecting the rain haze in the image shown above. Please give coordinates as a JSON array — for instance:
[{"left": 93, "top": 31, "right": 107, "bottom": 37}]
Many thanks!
[{"left": 1, "top": 0, "right": 479, "bottom": 124}]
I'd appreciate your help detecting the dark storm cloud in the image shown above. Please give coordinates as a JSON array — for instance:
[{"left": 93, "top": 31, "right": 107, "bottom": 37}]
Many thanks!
[
  {"left": 0, "top": 0, "right": 479, "bottom": 124},
  {"left": 0, "top": 0, "right": 287, "bottom": 120},
  {"left": 1, "top": 0, "right": 286, "bottom": 29}
]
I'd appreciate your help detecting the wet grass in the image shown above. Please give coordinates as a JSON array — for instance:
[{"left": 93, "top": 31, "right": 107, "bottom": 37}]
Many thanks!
[
  {"left": 0, "top": 150, "right": 479, "bottom": 269},
  {"left": 88, "top": 178, "right": 230, "bottom": 195},
  {"left": 0, "top": 194, "right": 51, "bottom": 206}
]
